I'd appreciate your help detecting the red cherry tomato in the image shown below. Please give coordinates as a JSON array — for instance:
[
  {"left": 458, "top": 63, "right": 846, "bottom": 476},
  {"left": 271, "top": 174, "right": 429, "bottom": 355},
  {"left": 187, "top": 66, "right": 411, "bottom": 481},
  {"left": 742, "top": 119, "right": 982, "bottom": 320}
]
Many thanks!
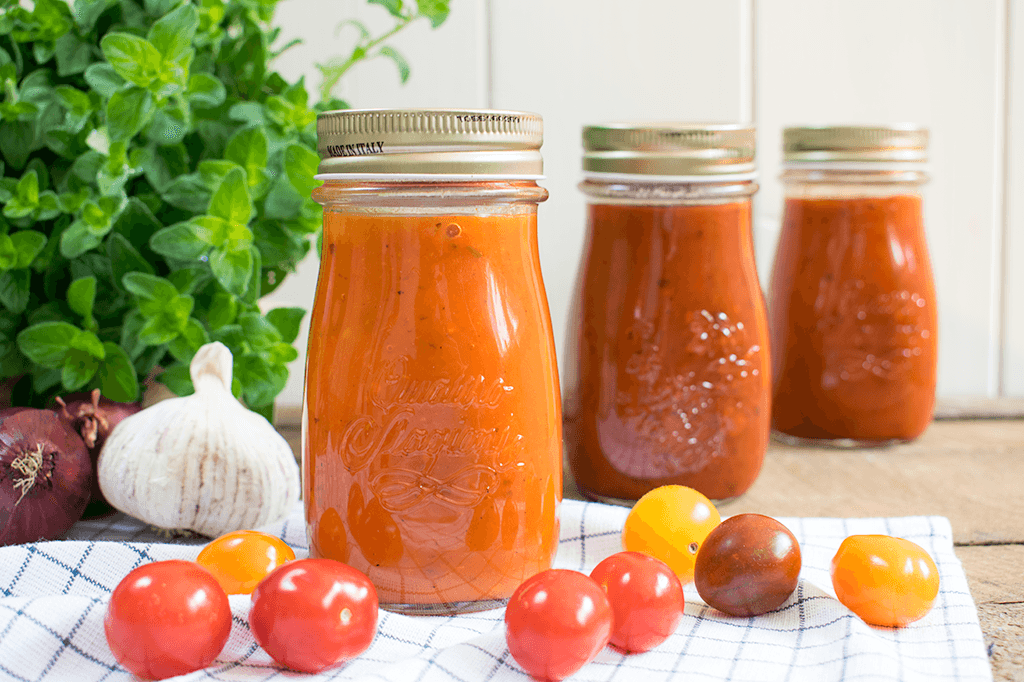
[
  {"left": 831, "top": 534, "right": 940, "bottom": 627},
  {"left": 590, "top": 551, "right": 684, "bottom": 652},
  {"left": 249, "top": 558, "right": 378, "bottom": 673},
  {"left": 196, "top": 530, "right": 296, "bottom": 595},
  {"left": 505, "top": 569, "right": 613, "bottom": 680},
  {"left": 104, "top": 560, "right": 231, "bottom": 680}
]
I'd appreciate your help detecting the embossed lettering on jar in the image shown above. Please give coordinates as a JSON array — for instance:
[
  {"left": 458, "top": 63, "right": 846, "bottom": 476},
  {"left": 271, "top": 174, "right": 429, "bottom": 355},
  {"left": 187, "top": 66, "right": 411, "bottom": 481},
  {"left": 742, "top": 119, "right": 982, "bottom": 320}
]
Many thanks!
[
  {"left": 305, "top": 109, "right": 561, "bottom": 615},
  {"left": 768, "top": 125, "right": 937, "bottom": 445},
  {"left": 563, "top": 124, "right": 770, "bottom": 503}
]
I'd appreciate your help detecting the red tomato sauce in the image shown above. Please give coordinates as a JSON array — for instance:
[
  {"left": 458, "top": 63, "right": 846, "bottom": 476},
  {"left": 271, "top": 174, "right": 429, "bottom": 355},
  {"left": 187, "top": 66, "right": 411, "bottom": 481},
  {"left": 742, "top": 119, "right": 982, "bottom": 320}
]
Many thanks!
[
  {"left": 564, "top": 201, "right": 770, "bottom": 502},
  {"left": 768, "top": 194, "right": 938, "bottom": 442}
]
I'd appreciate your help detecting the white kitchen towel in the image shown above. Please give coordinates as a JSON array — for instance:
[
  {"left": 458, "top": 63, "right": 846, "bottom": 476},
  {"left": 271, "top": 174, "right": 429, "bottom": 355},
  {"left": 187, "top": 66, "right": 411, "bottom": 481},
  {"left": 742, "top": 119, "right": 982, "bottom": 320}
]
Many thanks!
[{"left": 0, "top": 499, "right": 992, "bottom": 681}]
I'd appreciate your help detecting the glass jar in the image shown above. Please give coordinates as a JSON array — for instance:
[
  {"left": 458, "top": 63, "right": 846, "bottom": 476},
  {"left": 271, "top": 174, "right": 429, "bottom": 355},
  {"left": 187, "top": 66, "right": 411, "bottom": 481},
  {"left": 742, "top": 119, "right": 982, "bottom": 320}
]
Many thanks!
[
  {"left": 563, "top": 124, "right": 770, "bottom": 504},
  {"left": 768, "top": 125, "right": 937, "bottom": 445},
  {"left": 305, "top": 109, "right": 561, "bottom": 614}
]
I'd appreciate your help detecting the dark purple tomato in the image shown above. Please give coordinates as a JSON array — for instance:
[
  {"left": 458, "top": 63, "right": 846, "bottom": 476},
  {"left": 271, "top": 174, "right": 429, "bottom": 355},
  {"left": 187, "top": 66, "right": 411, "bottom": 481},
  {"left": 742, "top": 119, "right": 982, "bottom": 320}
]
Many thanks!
[{"left": 694, "top": 513, "right": 801, "bottom": 617}]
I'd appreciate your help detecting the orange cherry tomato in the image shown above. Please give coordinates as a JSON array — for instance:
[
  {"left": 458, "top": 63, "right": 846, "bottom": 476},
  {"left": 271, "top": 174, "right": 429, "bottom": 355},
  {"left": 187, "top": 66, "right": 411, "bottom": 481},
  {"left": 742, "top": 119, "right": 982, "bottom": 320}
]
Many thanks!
[
  {"left": 622, "top": 485, "right": 721, "bottom": 584},
  {"left": 831, "top": 534, "right": 940, "bottom": 627},
  {"left": 196, "top": 530, "right": 296, "bottom": 595}
]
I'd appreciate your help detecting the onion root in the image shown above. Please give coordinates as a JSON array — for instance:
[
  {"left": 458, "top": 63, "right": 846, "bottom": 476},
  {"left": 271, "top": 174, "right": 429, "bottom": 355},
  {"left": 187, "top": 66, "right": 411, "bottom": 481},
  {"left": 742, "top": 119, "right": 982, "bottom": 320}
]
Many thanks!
[{"left": 11, "top": 444, "right": 47, "bottom": 506}]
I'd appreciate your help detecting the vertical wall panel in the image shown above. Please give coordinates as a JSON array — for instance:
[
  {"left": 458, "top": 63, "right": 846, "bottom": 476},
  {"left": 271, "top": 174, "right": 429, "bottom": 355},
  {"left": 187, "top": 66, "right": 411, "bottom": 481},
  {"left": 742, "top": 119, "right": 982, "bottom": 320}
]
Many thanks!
[
  {"left": 489, "top": 0, "right": 754, "bottom": 380},
  {"left": 755, "top": 0, "right": 1007, "bottom": 397},
  {"left": 264, "top": 0, "right": 489, "bottom": 410},
  {"left": 1005, "top": 1, "right": 1024, "bottom": 396}
]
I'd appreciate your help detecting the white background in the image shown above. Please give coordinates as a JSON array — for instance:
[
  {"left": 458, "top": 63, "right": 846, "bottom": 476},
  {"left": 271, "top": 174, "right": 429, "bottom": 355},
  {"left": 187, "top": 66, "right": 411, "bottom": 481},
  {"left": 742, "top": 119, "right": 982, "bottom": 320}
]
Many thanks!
[{"left": 263, "top": 0, "right": 1023, "bottom": 410}]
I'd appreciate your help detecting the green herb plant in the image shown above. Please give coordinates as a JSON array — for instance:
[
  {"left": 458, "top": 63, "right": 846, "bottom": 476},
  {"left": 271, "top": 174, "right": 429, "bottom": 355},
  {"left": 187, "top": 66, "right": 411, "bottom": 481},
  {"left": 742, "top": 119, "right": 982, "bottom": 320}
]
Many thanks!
[{"left": 0, "top": 0, "right": 449, "bottom": 418}]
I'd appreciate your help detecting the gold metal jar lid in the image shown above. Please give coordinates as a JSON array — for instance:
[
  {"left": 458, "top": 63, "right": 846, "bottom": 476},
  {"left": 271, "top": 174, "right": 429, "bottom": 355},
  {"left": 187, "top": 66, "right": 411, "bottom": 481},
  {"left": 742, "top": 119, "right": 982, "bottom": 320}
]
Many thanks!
[
  {"left": 581, "top": 123, "right": 756, "bottom": 179},
  {"left": 316, "top": 108, "right": 544, "bottom": 177},
  {"left": 783, "top": 125, "right": 928, "bottom": 165}
]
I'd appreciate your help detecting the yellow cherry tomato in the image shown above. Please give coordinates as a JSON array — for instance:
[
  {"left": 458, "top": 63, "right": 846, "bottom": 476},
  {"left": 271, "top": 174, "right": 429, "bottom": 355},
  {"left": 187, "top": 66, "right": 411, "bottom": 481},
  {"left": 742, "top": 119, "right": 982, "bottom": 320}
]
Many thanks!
[
  {"left": 831, "top": 534, "right": 939, "bottom": 627},
  {"left": 621, "top": 485, "right": 721, "bottom": 584},
  {"left": 196, "top": 530, "right": 296, "bottom": 595}
]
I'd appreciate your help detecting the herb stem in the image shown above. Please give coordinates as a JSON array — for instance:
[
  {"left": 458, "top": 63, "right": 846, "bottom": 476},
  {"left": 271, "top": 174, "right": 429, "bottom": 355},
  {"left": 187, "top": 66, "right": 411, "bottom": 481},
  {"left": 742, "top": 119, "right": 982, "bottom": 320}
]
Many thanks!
[{"left": 318, "top": 13, "right": 417, "bottom": 102}]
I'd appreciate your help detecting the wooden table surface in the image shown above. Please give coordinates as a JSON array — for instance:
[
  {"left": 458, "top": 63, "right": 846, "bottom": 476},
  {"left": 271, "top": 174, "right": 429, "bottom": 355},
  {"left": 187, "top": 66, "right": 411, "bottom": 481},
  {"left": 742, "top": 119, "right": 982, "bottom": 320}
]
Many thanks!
[{"left": 281, "top": 417, "right": 1023, "bottom": 681}]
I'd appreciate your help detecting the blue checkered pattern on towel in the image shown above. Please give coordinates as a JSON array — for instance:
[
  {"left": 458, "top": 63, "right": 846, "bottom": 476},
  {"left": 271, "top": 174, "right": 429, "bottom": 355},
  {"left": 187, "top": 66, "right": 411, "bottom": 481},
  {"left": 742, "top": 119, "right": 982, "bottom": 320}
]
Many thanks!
[{"left": 0, "top": 500, "right": 992, "bottom": 681}]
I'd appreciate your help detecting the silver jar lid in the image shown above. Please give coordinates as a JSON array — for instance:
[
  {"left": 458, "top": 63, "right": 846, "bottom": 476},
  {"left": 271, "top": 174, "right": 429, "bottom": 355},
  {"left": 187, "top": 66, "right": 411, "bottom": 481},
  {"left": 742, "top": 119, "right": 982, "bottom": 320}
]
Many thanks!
[
  {"left": 582, "top": 123, "right": 756, "bottom": 179},
  {"left": 316, "top": 109, "right": 544, "bottom": 177},
  {"left": 783, "top": 125, "right": 928, "bottom": 165}
]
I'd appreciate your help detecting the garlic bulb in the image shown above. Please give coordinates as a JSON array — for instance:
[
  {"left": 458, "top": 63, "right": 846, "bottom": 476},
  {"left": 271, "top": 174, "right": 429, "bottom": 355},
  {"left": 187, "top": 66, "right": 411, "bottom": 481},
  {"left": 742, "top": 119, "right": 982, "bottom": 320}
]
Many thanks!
[{"left": 97, "top": 342, "right": 300, "bottom": 536}]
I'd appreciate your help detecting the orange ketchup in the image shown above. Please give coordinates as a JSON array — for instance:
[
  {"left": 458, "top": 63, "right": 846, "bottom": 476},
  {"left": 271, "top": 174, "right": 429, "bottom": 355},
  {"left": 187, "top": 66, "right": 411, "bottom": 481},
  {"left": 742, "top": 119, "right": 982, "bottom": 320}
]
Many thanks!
[{"left": 304, "top": 194, "right": 561, "bottom": 612}]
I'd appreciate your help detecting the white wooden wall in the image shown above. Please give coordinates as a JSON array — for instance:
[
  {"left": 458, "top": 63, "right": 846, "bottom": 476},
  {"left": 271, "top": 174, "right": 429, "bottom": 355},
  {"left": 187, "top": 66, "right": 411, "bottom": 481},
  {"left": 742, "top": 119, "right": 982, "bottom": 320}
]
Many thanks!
[{"left": 267, "top": 0, "right": 1020, "bottom": 410}]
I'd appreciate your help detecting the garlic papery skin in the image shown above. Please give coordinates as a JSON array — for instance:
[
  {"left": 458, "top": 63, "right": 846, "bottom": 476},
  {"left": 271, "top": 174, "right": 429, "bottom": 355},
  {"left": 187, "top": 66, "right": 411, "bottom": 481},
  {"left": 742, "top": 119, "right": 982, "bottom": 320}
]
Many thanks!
[{"left": 97, "top": 342, "right": 300, "bottom": 537}]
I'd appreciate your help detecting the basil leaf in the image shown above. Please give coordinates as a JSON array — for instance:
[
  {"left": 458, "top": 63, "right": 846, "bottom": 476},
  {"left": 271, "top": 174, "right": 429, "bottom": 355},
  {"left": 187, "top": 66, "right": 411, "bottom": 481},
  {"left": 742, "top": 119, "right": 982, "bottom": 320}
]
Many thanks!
[
  {"left": 0, "top": 270, "right": 30, "bottom": 314},
  {"left": 10, "top": 230, "right": 46, "bottom": 268},
  {"left": 62, "top": 349, "right": 99, "bottom": 391},
  {"left": 208, "top": 167, "right": 253, "bottom": 226},
  {"left": 67, "top": 276, "right": 97, "bottom": 322},
  {"left": 106, "top": 86, "right": 154, "bottom": 141},
  {"left": 17, "top": 321, "right": 79, "bottom": 367},
  {"left": 265, "top": 307, "right": 305, "bottom": 344},
  {"left": 83, "top": 63, "right": 124, "bottom": 99},
  {"left": 235, "top": 354, "right": 287, "bottom": 408},
  {"left": 156, "top": 361, "right": 193, "bottom": 396},
  {"left": 0, "top": 236, "right": 17, "bottom": 270},
  {"left": 416, "top": 0, "right": 449, "bottom": 28},
  {"left": 60, "top": 220, "right": 104, "bottom": 258},
  {"left": 100, "top": 33, "right": 163, "bottom": 87},
  {"left": 167, "top": 317, "right": 208, "bottom": 363},
  {"left": 150, "top": 224, "right": 208, "bottom": 260},
  {"left": 122, "top": 272, "right": 180, "bottom": 302},
  {"left": 207, "top": 292, "right": 237, "bottom": 330},
  {"left": 368, "top": 0, "right": 403, "bottom": 18},
  {"left": 97, "top": 341, "right": 139, "bottom": 402},
  {"left": 378, "top": 46, "right": 410, "bottom": 83},
  {"left": 148, "top": 4, "right": 199, "bottom": 62},
  {"left": 225, "top": 126, "right": 269, "bottom": 190},
  {"left": 283, "top": 143, "right": 319, "bottom": 196},
  {"left": 209, "top": 246, "right": 252, "bottom": 296},
  {"left": 54, "top": 33, "right": 93, "bottom": 76}
]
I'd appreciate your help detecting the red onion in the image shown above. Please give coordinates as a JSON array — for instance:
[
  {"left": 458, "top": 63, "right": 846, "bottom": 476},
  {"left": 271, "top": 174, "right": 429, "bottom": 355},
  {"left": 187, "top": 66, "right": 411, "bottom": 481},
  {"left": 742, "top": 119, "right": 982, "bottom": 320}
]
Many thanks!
[
  {"left": 0, "top": 409, "right": 91, "bottom": 546},
  {"left": 55, "top": 389, "right": 142, "bottom": 517}
]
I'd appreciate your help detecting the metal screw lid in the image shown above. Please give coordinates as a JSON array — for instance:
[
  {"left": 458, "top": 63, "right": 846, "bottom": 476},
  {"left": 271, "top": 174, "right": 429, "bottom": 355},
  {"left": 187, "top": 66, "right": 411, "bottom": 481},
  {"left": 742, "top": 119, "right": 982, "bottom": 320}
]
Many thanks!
[
  {"left": 582, "top": 123, "right": 756, "bottom": 178},
  {"left": 783, "top": 125, "right": 928, "bottom": 165},
  {"left": 316, "top": 108, "right": 544, "bottom": 177}
]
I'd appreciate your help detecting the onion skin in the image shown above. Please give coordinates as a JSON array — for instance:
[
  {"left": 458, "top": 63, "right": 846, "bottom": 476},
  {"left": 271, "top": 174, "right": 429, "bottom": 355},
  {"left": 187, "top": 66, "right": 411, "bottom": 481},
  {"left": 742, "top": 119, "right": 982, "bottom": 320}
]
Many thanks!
[
  {"left": 55, "top": 390, "right": 142, "bottom": 517},
  {"left": 0, "top": 409, "right": 92, "bottom": 546}
]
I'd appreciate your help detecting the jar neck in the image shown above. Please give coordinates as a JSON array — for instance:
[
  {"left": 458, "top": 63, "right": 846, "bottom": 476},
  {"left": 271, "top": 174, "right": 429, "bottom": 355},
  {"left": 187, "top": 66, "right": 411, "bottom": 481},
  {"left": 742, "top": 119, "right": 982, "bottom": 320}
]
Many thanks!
[
  {"left": 782, "top": 166, "right": 927, "bottom": 198},
  {"left": 313, "top": 180, "right": 548, "bottom": 209},
  {"left": 579, "top": 176, "right": 758, "bottom": 205}
]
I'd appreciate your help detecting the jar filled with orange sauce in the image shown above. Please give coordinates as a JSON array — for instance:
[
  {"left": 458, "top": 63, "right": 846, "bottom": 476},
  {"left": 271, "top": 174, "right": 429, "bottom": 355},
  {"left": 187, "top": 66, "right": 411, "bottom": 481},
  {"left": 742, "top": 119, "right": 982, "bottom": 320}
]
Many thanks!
[
  {"left": 305, "top": 110, "right": 561, "bottom": 614},
  {"left": 563, "top": 124, "right": 771, "bottom": 504},
  {"left": 768, "top": 125, "right": 937, "bottom": 445}
]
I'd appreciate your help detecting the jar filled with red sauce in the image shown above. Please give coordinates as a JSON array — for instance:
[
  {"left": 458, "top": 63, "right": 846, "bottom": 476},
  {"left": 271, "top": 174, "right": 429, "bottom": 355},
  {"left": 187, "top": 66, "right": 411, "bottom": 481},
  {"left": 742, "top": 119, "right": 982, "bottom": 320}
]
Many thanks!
[
  {"left": 563, "top": 124, "right": 771, "bottom": 503},
  {"left": 768, "top": 125, "right": 937, "bottom": 445},
  {"left": 306, "top": 110, "right": 561, "bottom": 614}
]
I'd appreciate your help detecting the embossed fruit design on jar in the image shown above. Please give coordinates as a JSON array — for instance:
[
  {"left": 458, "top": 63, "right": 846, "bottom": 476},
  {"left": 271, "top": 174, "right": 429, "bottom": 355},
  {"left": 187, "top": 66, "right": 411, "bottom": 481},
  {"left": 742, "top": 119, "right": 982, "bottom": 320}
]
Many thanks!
[
  {"left": 563, "top": 124, "right": 770, "bottom": 503},
  {"left": 768, "top": 125, "right": 937, "bottom": 445},
  {"left": 306, "top": 109, "right": 561, "bottom": 614}
]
